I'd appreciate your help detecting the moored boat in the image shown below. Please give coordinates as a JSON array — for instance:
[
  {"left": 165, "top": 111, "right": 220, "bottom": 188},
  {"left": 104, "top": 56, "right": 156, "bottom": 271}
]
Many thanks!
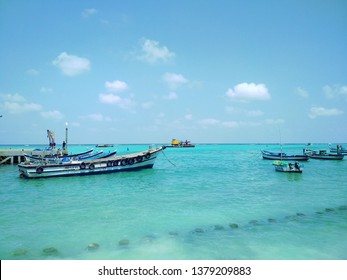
[
  {"left": 329, "top": 145, "right": 347, "bottom": 155},
  {"left": 18, "top": 146, "right": 165, "bottom": 179},
  {"left": 272, "top": 160, "right": 303, "bottom": 173},
  {"left": 166, "top": 139, "right": 195, "bottom": 148},
  {"left": 96, "top": 144, "right": 114, "bottom": 147},
  {"left": 306, "top": 149, "right": 344, "bottom": 160},
  {"left": 261, "top": 150, "right": 309, "bottom": 161}
]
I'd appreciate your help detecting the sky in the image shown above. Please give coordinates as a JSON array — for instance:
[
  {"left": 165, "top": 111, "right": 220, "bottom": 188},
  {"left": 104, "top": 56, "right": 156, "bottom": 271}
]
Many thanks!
[{"left": 0, "top": 0, "right": 346, "bottom": 145}]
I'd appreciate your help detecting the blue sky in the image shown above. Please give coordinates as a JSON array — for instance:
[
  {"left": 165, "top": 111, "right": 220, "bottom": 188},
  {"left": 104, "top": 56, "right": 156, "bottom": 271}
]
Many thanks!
[{"left": 1, "top": 0, "right": 346, "bottom": 144}]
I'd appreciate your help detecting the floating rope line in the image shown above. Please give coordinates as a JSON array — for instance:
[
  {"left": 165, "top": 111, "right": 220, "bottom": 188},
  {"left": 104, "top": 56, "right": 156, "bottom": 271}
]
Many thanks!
[{"left": 161, "top": 150, "right": 176, "bottom": 167}]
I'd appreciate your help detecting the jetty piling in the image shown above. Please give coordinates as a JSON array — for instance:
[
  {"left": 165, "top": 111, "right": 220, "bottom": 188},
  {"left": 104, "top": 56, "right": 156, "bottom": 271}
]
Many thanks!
[{"left": 0, "top": 149, "right": 29, "bottom": 165}]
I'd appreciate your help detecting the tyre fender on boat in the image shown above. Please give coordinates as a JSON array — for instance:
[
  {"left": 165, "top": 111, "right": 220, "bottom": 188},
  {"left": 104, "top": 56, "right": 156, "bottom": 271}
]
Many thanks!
[
  {"left": 136, "top": 155, "right": 143, "bottom": 162},
  {"left": 128, "top": 158, "right": 135, "bottom": 165},
  {"left": 121, "top": 159, "right": 128, "bottom": 166},
  {"left": 145, "top": 153, "right": 151, "bottom": 160},
  {"left": 106, "top": 161, "right": 113, "bottom": 167},
  {"left": 89, "top": 163, "right": 95, "bottom": 170},
  {"left": 36, "top": 166, "right": 44, "bottom": 174},
  {"left": 80, "top": 162, "right": 86, "bottom": 169},
  {"left": 113, "top": 160, "right": 119, "bottom": 166}
]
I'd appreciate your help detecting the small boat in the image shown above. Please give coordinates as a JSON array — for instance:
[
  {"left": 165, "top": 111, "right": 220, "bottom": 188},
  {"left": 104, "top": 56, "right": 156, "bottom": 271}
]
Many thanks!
[
  {"left": 261, "top": 150, "right": 309, "bottom": 161},
  {"left": 96, "top": 144, "right": 114, "bottom": 148},
  {"left": 18, "top": 146, "right": 165, "bottom": 179},
  {"left": 166, "top": 139, "right": 195, "bottom": 148},
  {"left": 273, "top": 160, "right": 303, "bottom": 173},
  {"left": 306, "top": 149, "right": 344, "bottom": 160}
]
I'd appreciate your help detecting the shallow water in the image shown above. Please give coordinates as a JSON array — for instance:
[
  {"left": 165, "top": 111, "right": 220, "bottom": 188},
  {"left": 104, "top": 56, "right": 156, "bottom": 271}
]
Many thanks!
[{"left": 1, "top": 144, "right": 346, "bottom": 259}]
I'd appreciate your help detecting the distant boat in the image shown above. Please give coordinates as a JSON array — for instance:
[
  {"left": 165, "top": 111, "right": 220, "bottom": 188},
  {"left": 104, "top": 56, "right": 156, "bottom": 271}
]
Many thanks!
[
  {"left": 96, "top": 144, "right": 114, "bottom": 148},
  {"left": 305, "top": 149, "right": 344, "bottom": 160},
  {"left": 18, "top": 146, "right": 165, "bottom": 179},
  {"left": 166, "top": 139, "right": 195, "bottom": 148},
  {"left": 329, "top": 145, "right": 347, "bottom": 155},
  {"left": 261, "top": 150, "right": 309, "bottom": 161},
  {"left": 273, "top": 160, "right": 303, "bottom": 173}
]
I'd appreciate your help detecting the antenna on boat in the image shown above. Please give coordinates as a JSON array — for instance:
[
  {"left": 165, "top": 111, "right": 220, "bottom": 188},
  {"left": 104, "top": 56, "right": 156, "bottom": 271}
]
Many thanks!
[{"left": 65, "top": 122, "right": 68, "bottom": 152}]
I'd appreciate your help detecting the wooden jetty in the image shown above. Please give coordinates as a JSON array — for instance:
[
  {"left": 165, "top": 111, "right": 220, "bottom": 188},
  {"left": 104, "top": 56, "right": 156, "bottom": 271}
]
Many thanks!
[{"left": 0, "top": 149, "right": 31, "bottom": 165}]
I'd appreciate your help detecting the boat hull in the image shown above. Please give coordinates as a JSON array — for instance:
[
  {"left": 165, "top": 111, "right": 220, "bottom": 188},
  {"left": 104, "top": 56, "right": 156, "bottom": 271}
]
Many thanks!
[
  {"left": 274, "top": 166, "right": 303, "bottom": 173},
  {"left": 18, "top": 146, "right": 164, "bottom": 179},
  {"left": 273, "top": 161, "right": 303, "bottom": 173},
  {"left": 261, "top": 150, "right": 309, "bottom": 161},
  {"left": 309, "top": 154, "right": 344, "bottom": 160}
]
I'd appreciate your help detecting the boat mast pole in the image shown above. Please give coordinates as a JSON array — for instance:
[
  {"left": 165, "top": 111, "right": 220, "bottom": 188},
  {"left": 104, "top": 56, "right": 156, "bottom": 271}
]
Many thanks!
[
  {"left": 65, "top": 122, "right": 68, "bottom": 153},
  {"left": 279, "top": 126, "right": 282, "bottom": 162}
]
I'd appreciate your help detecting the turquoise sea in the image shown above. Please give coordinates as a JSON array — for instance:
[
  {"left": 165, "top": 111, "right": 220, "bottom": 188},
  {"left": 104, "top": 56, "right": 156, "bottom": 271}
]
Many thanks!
[{"left": 1, "top": 143, "right": 346, "bottom": 260}]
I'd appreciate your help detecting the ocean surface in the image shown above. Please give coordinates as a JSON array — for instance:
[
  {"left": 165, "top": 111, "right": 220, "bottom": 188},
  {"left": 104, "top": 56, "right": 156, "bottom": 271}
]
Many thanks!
[{"left": 1, "top": 143, "right": 346, "bottom": 260}]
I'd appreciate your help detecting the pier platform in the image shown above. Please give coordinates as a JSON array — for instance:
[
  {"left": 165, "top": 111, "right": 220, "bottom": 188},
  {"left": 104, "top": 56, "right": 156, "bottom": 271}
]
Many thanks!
[{"left": 0, "top": 149, "right": 31, "bottom": 165}]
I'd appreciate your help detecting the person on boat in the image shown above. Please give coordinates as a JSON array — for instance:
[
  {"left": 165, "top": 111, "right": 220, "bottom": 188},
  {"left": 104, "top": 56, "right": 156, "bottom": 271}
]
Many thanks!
[
  {"left": 288, "top": 163, "right": 293, "bottom": 170},
  {"left": 337, "top": 145, "right": 342, "bottom": 155},
  {"left": 62, "top": 141, "right": 66, "bottom": 150},
  {"left": 294, "top": 161, "right": 300, "bottom": 171}
]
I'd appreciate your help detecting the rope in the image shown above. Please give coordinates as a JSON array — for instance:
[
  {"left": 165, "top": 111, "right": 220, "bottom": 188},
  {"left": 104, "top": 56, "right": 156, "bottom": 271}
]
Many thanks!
[{"left": 161, "top": 150, "right": 176, "bottom": 167}]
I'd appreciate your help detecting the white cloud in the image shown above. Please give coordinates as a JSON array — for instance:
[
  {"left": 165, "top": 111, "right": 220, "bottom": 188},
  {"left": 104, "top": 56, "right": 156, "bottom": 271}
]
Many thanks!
[
  {"left": 105, "top": 80, "right": 128, "bottom": 92},
  {"left": 197, "top": 118, "right": 240, "bottom": 129},
  {"left": 323, "top": 85, "right": 347, "bottom": 101},
  {"left": 4, "top": 102, "right": 42, "bottom": 114},
  {"left": 82, "top": 8, "right": 97, "bottom": 18},
  {"left": 198, "top": 118, "right": 220, "bottom": 126},
  {"left": 138, "top": 39, "right": 175, "bottom": 64},
  {"left": 221, "top": 121, "right": 239, "bottom": 128},
  {"left": 52, "top": 52, "right": 90, "bottom": 76},
  {"left": 40, "top": 110, "right": 64, "bottom": 120},
  {"left": 295, "top": 87, "right": 309, "bottom": 98},
  {"left": 1, "top": 93, "right": 42, "bottom": 114},
  {"left": 163, "top": 73, "right": 188, "bottom": 89},
  {"left": 99, "top": 93, "right": 134, "bottom": 110},
  {"left": 226, "top": 83, "right": 271, "bottom": 102},
  {"left": 309, "top": 106, "right": 344, "bottom": 119}
]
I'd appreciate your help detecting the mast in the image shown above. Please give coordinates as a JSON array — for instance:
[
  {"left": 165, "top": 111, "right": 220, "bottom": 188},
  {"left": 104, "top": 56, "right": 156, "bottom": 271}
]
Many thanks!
[
  {"left": 279, "top": 126, "right": 282, "bottom": 162},
  {"left": 65, "top": 122, "right": 68, "bottom": 153}
]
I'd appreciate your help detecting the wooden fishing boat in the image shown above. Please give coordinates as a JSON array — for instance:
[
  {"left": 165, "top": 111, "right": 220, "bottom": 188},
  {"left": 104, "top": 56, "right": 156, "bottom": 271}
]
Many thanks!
[
  {"left": 306, "top": 150, "right": 344, "bottom": 160},
  {"left": 272, "top": 160, "right": 303, "bottom": 173},
  {"left": 18, "top": 146, "right": 165, "bottom": 179},
  {"left": 261, "top": 150, "right": 309, "bottom": 161}
]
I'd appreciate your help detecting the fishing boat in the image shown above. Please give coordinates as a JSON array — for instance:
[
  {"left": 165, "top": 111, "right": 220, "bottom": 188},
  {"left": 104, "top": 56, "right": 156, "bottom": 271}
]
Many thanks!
[
  {"left": 18, "top": 146, "right": 165, "bottom": 179},
  {"left": 272, "top": 160, "right": 303, "bottom": 173},
  {"left": 261, "top": 150, "right": 309, "bottom": 161},
  {"left": 305, "top": 149, "right": 344, "bottom": 160},
  {"left": 166, "top": 139, "right": 195, "bottom": 148},
  {"left": 329, "top": 145, "right": 347, "bottom": 155}
]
